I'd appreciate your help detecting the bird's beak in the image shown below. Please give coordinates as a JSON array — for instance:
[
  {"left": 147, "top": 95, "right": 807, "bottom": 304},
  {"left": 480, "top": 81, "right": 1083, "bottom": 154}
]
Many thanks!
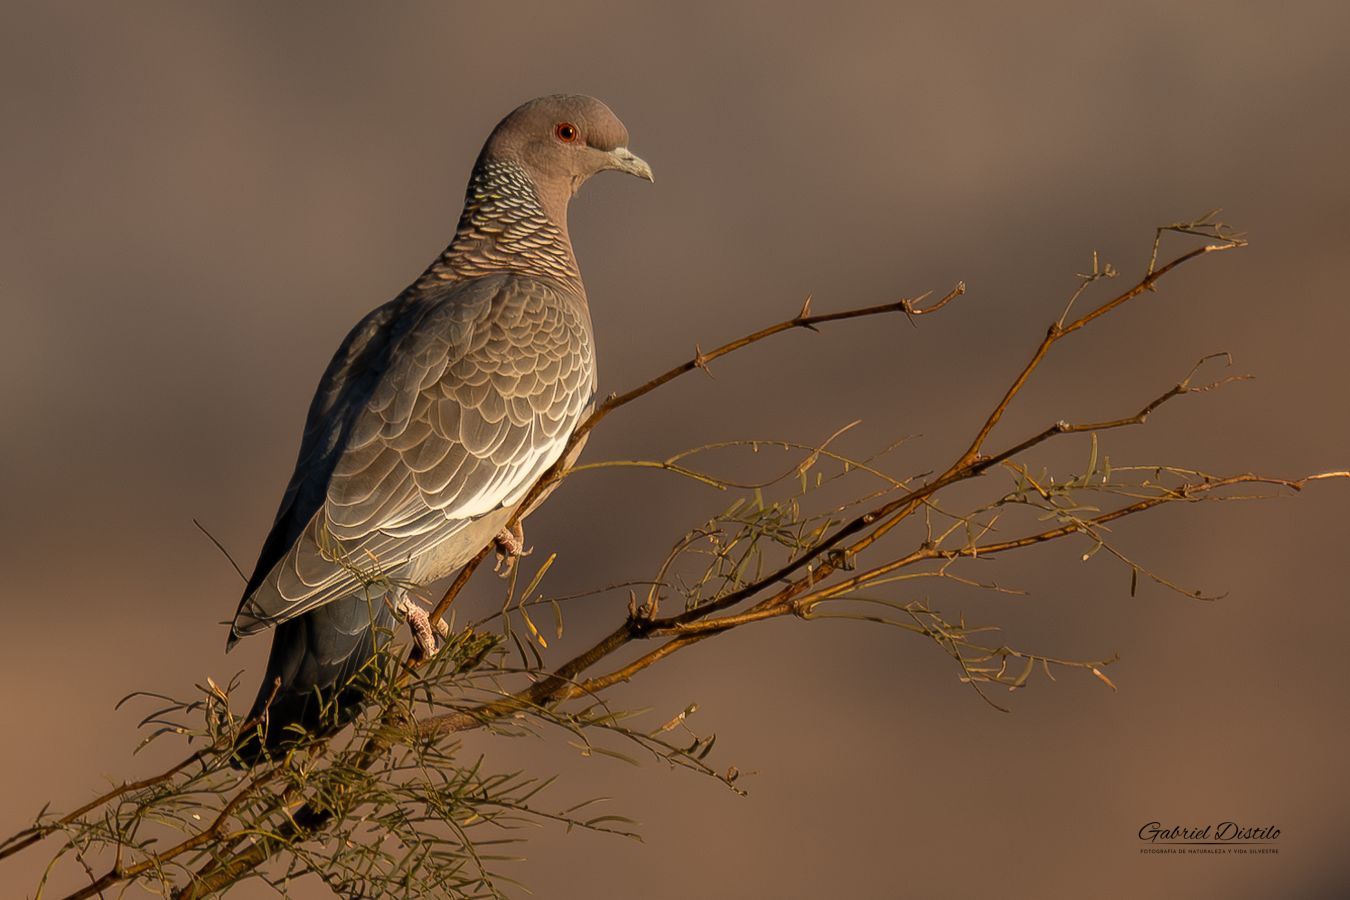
[{"left": 607, "top": 146, "right": 654, "bottom": 183}]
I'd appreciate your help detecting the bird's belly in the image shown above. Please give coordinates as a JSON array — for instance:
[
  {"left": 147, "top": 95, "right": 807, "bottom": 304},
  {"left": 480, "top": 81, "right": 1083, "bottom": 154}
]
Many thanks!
[{"left": 404, "top": 506, "right": 517, "bottom": 585}]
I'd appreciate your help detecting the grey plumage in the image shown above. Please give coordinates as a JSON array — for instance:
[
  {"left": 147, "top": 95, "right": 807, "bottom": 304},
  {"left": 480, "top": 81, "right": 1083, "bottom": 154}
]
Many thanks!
[{"left": 229, "top": 95, "right": 651, "bottom": 763}]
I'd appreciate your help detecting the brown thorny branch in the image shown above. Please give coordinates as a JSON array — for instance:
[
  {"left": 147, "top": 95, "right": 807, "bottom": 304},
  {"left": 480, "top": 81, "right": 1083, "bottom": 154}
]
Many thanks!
[{"left": 7, "top": 214, "right": 1348, "bottom": 899}]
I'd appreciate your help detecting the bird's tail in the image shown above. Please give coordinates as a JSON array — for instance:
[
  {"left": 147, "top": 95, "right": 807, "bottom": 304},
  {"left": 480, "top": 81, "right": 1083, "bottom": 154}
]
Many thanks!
[{"left": 231, "top": 592, "right": 395, "bottom": 768}]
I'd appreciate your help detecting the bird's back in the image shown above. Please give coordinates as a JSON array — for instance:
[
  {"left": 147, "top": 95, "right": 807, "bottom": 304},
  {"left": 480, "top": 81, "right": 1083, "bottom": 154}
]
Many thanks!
[{"left": 231, "top": 271, "right": 595, "bottom": 642}]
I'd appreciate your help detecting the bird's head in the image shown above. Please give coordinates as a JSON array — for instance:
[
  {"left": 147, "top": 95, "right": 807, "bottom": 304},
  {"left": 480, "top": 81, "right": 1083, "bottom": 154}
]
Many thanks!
[{"left": 482, "top": 94, "right": 654, "bottom": 197}]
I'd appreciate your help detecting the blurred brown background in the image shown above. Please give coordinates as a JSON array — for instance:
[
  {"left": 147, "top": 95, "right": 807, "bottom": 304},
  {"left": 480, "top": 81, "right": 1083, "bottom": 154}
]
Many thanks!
[{"left": 3, "top": 2, "right": 1349, "bottom": 897}]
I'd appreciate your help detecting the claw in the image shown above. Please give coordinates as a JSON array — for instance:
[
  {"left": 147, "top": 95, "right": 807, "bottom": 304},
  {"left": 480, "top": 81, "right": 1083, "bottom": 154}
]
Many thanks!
[
  {"left": 493, "top": 522, "right": 531, "bottom": 575},
  {"left": 395, "top": 596, "right": 440, "bottom": 660}
]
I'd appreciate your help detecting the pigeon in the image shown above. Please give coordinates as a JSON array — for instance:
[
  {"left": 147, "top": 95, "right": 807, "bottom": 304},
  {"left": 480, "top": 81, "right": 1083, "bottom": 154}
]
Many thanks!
[{"left": 228, "top": 94, "right": 652, "bottom": 764}]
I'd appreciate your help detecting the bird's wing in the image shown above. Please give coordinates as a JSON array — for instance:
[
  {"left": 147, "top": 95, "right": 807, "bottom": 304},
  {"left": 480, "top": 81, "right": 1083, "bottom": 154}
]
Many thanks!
[
  {"left": 234, "top": 294, "right": 418, "bottom": 619},
  {"left": 231, "top": 274, "right": 594, "bottom": 638}
]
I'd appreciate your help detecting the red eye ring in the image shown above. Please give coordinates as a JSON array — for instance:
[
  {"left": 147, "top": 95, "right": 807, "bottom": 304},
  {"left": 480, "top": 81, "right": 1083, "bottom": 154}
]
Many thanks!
[{"left": 555, "top": 122, "right": 578, "bottom": 143}]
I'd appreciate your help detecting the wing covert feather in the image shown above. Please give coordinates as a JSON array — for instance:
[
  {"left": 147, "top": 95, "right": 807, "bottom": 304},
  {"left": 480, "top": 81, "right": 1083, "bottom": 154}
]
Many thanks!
[{"left": 232, "top": 275, "right": 594, "bottom": 637}]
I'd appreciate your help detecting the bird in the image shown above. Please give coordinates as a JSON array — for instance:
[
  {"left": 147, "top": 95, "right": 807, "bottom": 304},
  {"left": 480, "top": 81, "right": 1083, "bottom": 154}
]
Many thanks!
[{"left": 227, "top": 94, "right": 652, "bottom": 765}]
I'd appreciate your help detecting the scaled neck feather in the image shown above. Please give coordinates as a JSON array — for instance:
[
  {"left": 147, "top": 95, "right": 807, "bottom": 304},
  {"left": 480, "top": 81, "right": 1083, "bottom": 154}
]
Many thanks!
[{"left": 420, "top": 159, "right": 581, "bottom": 291}]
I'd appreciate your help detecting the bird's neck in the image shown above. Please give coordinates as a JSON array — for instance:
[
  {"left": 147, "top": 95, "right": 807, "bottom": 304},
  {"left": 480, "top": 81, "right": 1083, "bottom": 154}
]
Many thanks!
[{"left": 420, "top": 159, "right": 580, "bottom": 289}]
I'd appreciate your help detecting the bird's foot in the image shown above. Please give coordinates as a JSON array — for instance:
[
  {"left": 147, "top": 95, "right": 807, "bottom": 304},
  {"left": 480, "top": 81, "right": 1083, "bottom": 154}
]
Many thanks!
[
  {"left": 395, "top": 595, "right": 448, "bottom": 660},
  {"left": 493, "top": 522, "right": 531, "bottom": 575}
]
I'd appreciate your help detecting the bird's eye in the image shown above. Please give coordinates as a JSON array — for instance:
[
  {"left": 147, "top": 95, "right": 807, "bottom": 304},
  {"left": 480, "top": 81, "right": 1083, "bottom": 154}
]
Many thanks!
[{"left": 555, "top": 122, "right": 578, "bottom": 143}]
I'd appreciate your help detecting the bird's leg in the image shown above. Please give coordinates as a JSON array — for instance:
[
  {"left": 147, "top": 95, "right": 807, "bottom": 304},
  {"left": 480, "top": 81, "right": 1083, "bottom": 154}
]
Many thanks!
[
  {"left": 493, "top": 521, "right": 531, "bottom": 575},
  {"left": 394, "top": 595, "right": 448, "bottom": 660}
]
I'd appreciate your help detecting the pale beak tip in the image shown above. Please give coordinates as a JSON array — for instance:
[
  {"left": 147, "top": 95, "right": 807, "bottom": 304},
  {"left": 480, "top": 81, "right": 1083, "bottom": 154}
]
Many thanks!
[{"left": 612, "top": 147, "right": 654, "bottom": 183}]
